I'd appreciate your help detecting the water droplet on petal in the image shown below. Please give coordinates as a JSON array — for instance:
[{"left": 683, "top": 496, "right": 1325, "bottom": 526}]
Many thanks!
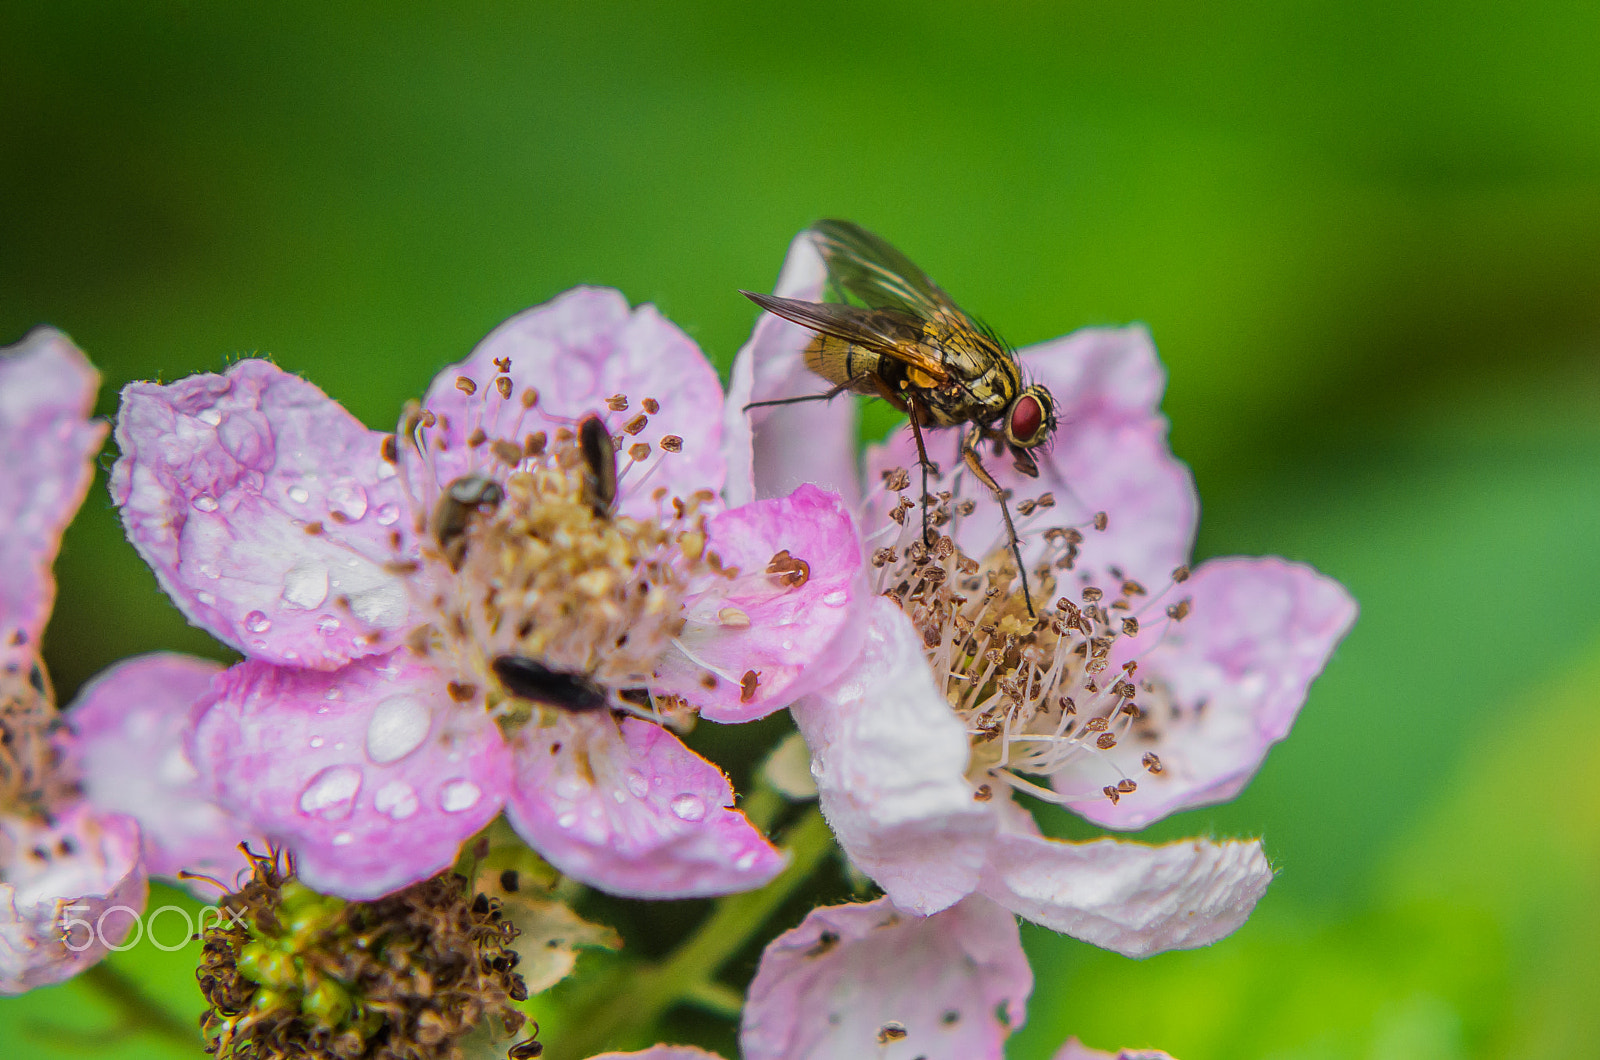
[
  {"left": 317, "top": 616, "right": 341, "bottom": 633},
  {"left": 439, "top": 779, "right": 482, "bottom": 813},
  {"left": 735, "top": 850, "right": 758, "bottom": 870},
  {"left": 374, "top": 779, "right": 419, "bottom": 820},
  {"left": 612, "top": 789, "right": 627, "bottom": 803},
  {"left": 198, "top": 408, "right": 223, "bottom": 427},
  {"left": 196, "top": 591, "right": 217, "bottom": 606},
  {"left": 332, "top": 831, "right": 354, "bottom": 846},
  {"left": 309, "top": 736, "right": 325, "bottom": 748},
  {"left": 327, "top": 482, "right": 368, "bottom": 521},
  {"left": 823, "top": 590, "right": 848, "bottom": 606},
  {"left": 556, "top": 812, "right": 577, "bottom": 829},
  {"left": 244, "top": 610, "right": 272, "bottom": 633},
  {"left": 287, "top": 485, "right": 311, "bottom": 504},
  {"left": 375, "top": 503, "right": 400, "bottom": 526},
  {"left": 624, "top": 770, "right": 649, "bottom": 798},
  {"left": 282, "top": 562, "right": 330, "bottom": 609},
  {"left": 192, "top": 495, "right": 219, "bottom": 513},
  {"left": 670, "top": 793, "right": 707, "bottom": 822},
  {"left": 299, "top": 766, "right": 363, "bottom": 820},
  {"left": 555, "top": 777, "right": 584, "bottom": 799},
  {"left": 365, "top": 695, "right": 431, "bottom": 764}
]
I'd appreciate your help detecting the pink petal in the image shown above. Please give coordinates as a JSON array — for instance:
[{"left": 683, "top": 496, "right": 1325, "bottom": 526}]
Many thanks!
[
  {"left": 0, "top": 804, "right": 145, "bottom": 995},
  {"left": 421, "top": 288, "right": 727, "bottom": 519},
  {"left": 112, "top": 359, "right": 416, "bottom": 669},
  {"left": 1021, "top": 325, "right": 1169, "bottom": 433},
  {"left": 1064, "top": 557, "right": 1357, "bottom": 829},
  {"left": 505, "top": 714, "right": 783, "bottom": 898},
  {"left": 653, "top": 484, "right": 865, "bottom": 722},
  {"left": 725, "top": 230, "right": 861, "bottom": 508},
  {"left": 586, "top": 1050, "right": 729, "bottom": 1060},
  {"left": 191, "top": 652, "right": 511, "bottom": 899},
  {"left": 977, "top": 807, "right": 1273, "bottom": 957},
  {"left": 741, "top": 895, "right": 1032, "bottom": 1060},
  {"left": 1054, "top": 1039, "right": 1177, "bottom": 1060},
  {"left": 0, "top": 328, "right": 106, "bottom": 672},
  {"left": 67, "top": 652, "right": 261, "bottom": 889},
  {"left": 790, "top": 598, "right": 995, "bottom": 915}
]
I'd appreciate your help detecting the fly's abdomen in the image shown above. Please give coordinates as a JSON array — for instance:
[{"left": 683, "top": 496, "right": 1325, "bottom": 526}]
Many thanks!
[{"left": 805, "top": 335, "right": 883, "bottom": 394}]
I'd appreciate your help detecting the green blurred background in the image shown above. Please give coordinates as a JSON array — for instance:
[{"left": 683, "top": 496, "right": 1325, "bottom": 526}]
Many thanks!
[{"left": 4, "top": 2, "right": 1600, "bottom": 1057}]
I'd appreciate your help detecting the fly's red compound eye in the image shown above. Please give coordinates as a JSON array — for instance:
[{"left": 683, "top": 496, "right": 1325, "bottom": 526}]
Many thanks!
[{"left": 1006, "top": 386, "right": 1054, "bottom": 448}]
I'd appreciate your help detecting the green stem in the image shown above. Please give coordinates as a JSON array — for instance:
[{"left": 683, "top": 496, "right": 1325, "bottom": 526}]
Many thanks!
[
  {"left": 79, "top": 960, "right": 199, "bottom": 1050},
  {"left": 560, "top": 807, "right": 834, "bottom": 1056}
]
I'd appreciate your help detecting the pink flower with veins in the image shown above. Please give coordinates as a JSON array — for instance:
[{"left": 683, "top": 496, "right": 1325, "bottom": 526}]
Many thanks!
[
  {"left": 727, "top": 229, "right": 1356, "bottom": 955},
  {"left": 595, "top": 895, "right": 1176, "bottom": 1060},
  {"left": 112, "top": 287, "right": 864, "bottom": 901},
  {"left": 0, "top": 329, "right": 243, "bottom": 992}
]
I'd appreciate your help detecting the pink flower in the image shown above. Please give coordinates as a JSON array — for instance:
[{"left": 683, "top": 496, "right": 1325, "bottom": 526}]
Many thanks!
[
  {"left": 112, "top": 288, "right": 864, "bottom": 901},
  {"left": 729, "top": 230, "right": 1357, "bottom": 955},
  {"left": 0, "top": 329, "right": 144, "bottom": 993},
  {"left": 583, "top": 894, "right": 1175, "bottom": 1060}
]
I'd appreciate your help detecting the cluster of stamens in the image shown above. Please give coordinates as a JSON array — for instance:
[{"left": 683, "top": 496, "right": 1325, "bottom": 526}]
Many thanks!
[
  {"left": 869, "top": 468, "right": 1196, "bottom": 806},
  {"left": 0, "top": 671, "right": 78, "bottom": 821},
  {"left": 376, "top": 359, "right": 729, "bottom": 726}
]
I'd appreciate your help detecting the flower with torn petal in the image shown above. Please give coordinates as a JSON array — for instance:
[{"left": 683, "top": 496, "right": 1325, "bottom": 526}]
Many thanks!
[
  {"left": 114, "top": 287, "right": 864, "bottom": 901},
  {"left": 0, "top": 329, "right": 145, "bottom": 993},
  {"left": 729, "top": 231, "right": 1356, "bottom": 952},
  {"left": 739, "top": 894, "right": 1180, "bottom": 1060}
]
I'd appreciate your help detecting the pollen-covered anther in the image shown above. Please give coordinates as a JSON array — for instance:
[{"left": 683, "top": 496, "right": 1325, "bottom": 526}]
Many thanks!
[
  {"left": 740, "top": 670, "right": 760, "bottom": 703},
  {"left": 877, "top": 1021, "right": 909, "bottom": 1044},
  {"left": 623, "top": 413, "right": 649, "bottom": 435},
  {"left": 606, "top": 393, "right": 628, "bottom": 411},
  {"left": 1142, "top": 752, "right": 1164, "bottom": 774},
  {"left": 1166, "top": 598, "right": 1192, "bottom": 621},
  {"left": 660, "top": 435, "right": 683, "bottom": 453},
  {"left": 765, "top": 550, "right": 811, "bottom": 588},
  {"left": 881, "top": 466, "right": 911, "bottom": 492},
  {"left": 455, "top": 375, "right": 478, "bottom": 396},
  {"left": 494, "top": 376, "right": 514, "bottom": 400}
]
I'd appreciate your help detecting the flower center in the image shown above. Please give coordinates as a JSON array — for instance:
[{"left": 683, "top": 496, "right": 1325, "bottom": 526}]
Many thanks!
[
  {"left": 385, "top": 369, "right": 716, "bottom": 728},
  {"left": 870, "top": 468, "right": 1194, "bottom": 807},
  {"left": 0, "top": 672, "right": 77, "bottom": 821}
]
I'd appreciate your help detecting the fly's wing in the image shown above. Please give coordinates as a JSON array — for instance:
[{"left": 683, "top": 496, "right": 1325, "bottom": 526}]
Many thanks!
[
  {"left": 741, "top": 291, "right": 950, "bottom": 381},
  {"left": 809, "top": 220, "right": 971, "bottom": 325}
]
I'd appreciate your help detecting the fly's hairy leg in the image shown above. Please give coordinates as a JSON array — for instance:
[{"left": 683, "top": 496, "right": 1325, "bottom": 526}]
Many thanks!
[{"left": 962, "top": 425, "right": 1036, "bottom": 617}]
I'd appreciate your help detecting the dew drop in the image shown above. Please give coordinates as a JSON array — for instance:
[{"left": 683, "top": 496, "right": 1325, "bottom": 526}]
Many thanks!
[
  {"left": 287, "top": 485, "right": 311, "bottom": 504},
  {"left": 197, "top": 408, "right": 223, "bottom": 427},
  {"left": 374, "top": 779, "right": 419, "bottom": 820},
  {"left": 327, "top": 482, "right": 368, "bottom": 521},
  {"left": 670, "top": 793, "right": 707, "bottom": 822},
  {"left": 624, "top": 770, "right": 649, "bottom": 798},
  {"left": 244, "top": 610, "right": 272, "bottom": 633},
  {"left": 439, "top": 779, "right": 482, "bottom": 813},
  {"left": 823, "top": 590, "right": 848, "bottom": 606},
  {"left": 612, "top": 789, "right": 627, "bottom": 804},
  {"left": 196, "top": 591, "right": 217, "bottom": 606},
  {"left": 332, "top": 831, "right": 354, "bottom": 846},
  {"left": 282, "top": 562, "right": 330, "bottom": 609},
  {"left": 317, "top": 616, "right": 341, "bottom": 633},
  {"left": 298, "top": 766, "right": 362, "bottom": 820},
  {"left": 555, "top": 777, "right": 585, "bottom": 799},
  {"left": 191, "top": 495, "right": 219, "bottom": 513},
  {"left": 735, "top": 850, "right": 758, "bottom": 870},
  {"left": 309, "top": 736, "right": 325, "bottom": 748},
  {"left": 556, "top": 812, "right": 578, "bottom": 829},
  {"left": 365, "top": 695, "right": 431, "bottom": 764},
  {"left": 375, "top": 502, "right": 401, "bottom": 526}
]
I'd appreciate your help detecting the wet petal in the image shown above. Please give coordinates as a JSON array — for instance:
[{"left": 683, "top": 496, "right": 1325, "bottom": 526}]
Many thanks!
[
  {"left": 1064, "top": 557, "right": 1357, "bottom": 829},
  {"left": 505, "top": 714, "right": 783, "bottom": 899},
  {"left": 654, "top": 484, "right": 865, "bottom": 722},
  {"left": 67, "top": 652, "right": 261, "bottom": 890},
  {"left": 112, "top": 359, "right": 415, "bottom": 669},
  {"left": 0, "top": 328, "right": 105, "bottom": 672},
  {"left": 1053, "top": 1039, "right": 1178, "bottom": 1060},
  {"left": 790, "top": 598, "right": 994, "bottom": 915},
  {"left": 192, "top": 652, "right": 510, "bottom": 900},
  {"left": 742, "top": 895, "right": 1032, "bottom": 1060},
  {"left": 977, "top": 807, "right": 1273, "bottom": 957},
  {"left": 0, "top": 804, "right": 145, "bottom": 995},
  {"left": 421, "top": 287, "right": 726, "bottom": 518},
  {"left": 726, "top": 230, "right": 861, "bottom": 508}
]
